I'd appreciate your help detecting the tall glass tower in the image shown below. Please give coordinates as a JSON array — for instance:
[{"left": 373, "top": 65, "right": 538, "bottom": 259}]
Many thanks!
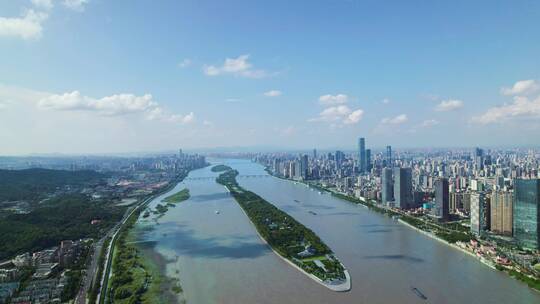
[
  {"left": 513, "top": 179, "right": 540, "bottom": 250},
  {"left": 393, "top": 167, "right": 413, "bottom": 209},
  {"left": 358, "top": 137, "right": 366, "bottom": 173},
  {"left": 386, "top": 145, "right": 392, "bottom": 168}
]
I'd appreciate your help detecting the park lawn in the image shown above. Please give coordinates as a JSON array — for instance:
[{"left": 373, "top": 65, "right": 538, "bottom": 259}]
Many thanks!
[{"left": 300, "top": 255, "right": 328, "bottom": 262}]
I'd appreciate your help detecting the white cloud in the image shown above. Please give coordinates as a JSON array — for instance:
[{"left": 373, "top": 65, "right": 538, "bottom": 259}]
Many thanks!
[
  {"left": 310, "top": 105, "right": 364, "bottom": 125},
  {"left": 264, "top": 90, "right": 282, "bottom": 97},
  {"left": 344, "top": 109, "right": 364, "bottom": 124},
  {"left": 381, "top": 114, "right": 408, "bottom": 125},
  {"left": 0, "top": 9, "right": 48, "bottom": 40},
  {"left": 36, "top": 89, "right": 197, "bottom": 125},
  {"left": 63, "top": 0, "right": 89, "bottom": 11},
  {"left": 381, "top": 98, "right": 390, "bottom": 104},
  {"left": 145, "top": 107, "right": 195, "bottom": 125},
  {"left": 39, "top": 91, "right": 157, "bottom": 116},
  {"left": 500, "top": 79, "right": 539, "bottom": 96},
  {"left": 225, "top": 98, "right": 241, "bottom": 102},
  {"left": 178, "top": 59, "right": 191, "bottom": 68},
  {"left": 435, "top": 99, "right": 463, "bottom": 112},
  {"left": 420, "top": 119, "right": 439, "bottom": 127},
  {"left": 319, "top": 94, "right": 348, "bottom": 105},
  {"left": 203, "top": 54, "right": 269, "bottom": 79},
  {"left": 472, "top": 95, "right": 540, "bottom": 124},
  {"left": 170, "top": 112, "right": 195, "bottom": 124},
  {"left": 31, "top": 0, "right": 54, "bottom": 10}
]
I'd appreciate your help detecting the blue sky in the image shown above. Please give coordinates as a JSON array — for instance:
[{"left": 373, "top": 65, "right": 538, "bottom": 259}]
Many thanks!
[{"left": 1, "top": 0, "right": 540, "bottom": 155}]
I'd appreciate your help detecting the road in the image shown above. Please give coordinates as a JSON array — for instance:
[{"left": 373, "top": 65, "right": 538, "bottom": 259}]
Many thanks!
[
  {"left": 74, "top": 202, "right": 140, "bottom": 304},
  {"left": 75, "top": 237, "right": 105, "bottom": 304}
]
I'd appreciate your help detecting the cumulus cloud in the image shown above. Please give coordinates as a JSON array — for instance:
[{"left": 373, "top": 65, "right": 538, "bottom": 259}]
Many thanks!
[
  {"left": 264, "top": 90, "right": 282, "bottom": 97},
  {"left": 39, "top": 91, "right": 157, "bottom": 116},
  {"left": 319, "top": 94, "right": 348, "bottom": 105},
  {"left": 178, "top": 59, "right": 191, "bottom": 68},
  {"left": 472, "top": 95, "right": 540, "bottom": 124},
  {"left": 38, "top": 90, "right": 196, "bottom": 125},
  {"left": 500, "top": 79, "right": 539, "bottom": 96},
  {"left": 310, "top": 105, "right": 364, "bottom": 125},
  {"left": 435, "top": 99, "right": 463, "bottom": 112},
  {"left": 381, "top": 98, "right": 390, "bottom": 104},
  {"left": 344, "top": 109, "right": 364, "bottom": 124},
  {"left": 203, "top": 54, "right": 269, "bottom": 79},
  {"left": 381, "top": 114, "right": 408, "bottom": 125},
  {"left": 63, "top": 0, "right": 89, "bottom": 11},
  {"left": 0, "top": 9, "right": 48, "bottom": 40},
  {"left": 170, "top": 112, "right": 196, "bottom": 124}
]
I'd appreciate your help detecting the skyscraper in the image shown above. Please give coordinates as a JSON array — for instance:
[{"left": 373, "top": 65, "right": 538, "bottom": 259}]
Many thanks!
[
  {"left": 513, "top": 179, "right": 540, "bottom": 250},
  {"left": 434, "top": 178, "right": 449, "bottom": 220},
  {"left": 300, "top": 154, "right": 308, "bottom": 179},
  {"left": 393, "top": 167, "right": 412, "bottom": 209},
  {"left": 386, "top": 145, "right": 392, "bottom": 168},
  {"left": 335, "top": 150, "right": 345, "bottom": 170},
  {"left": 358, "top": 137, "right": 366, "bottom": 173},
  {"left": 366, "top": 149, "right": 372, "bottom": 172},
  {"left": 474, "top": 147, "right": 484, "bottom": 170},
  {"left": 491, "top": 191, "right": 513, "bottom": 236},
  {"left": 471, "top": 192, "right": 489, "bottom": 235},
  {"left": 381, "top": 168, "right": 394, "bottom": 205}
]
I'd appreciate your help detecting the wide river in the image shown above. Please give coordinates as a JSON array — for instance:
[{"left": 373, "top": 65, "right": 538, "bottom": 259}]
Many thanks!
[{"left": 134, "top": 159, "right": 540, "bottom": 304}]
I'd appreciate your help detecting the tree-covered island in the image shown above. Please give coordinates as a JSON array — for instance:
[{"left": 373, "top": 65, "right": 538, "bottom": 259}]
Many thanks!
[{"left": 216, "top": 167, "right": 350, "bottom": 291}]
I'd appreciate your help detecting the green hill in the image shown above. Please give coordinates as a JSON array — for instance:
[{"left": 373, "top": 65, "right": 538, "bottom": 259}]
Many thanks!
[{"left": 0, "top": 168, "right": 105, "bottom": 202}]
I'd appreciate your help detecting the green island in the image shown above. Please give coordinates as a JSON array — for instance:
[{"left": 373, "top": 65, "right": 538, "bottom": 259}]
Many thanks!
[
  {"left": 153, "top": 189, "right": 191, "bottom": 215},
  {"left": 163, "top": 188, "right": 190, "bottom": 204},
  {"left": 216, "top": 167, "right": 350, "bottom": 291},
  {"left": 211, "top": 164, "right": 231, "bottom": 172}
]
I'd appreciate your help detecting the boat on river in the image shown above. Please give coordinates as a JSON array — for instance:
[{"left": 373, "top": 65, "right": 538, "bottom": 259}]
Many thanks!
[{"left": 411, "top": 287, "right": 427, "bottom": 300}]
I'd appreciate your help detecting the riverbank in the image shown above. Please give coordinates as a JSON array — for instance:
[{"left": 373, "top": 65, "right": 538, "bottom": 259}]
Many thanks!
[
  {"left": 397, "top": 219, "right": 496, "bottom": 270},
  {"left": 101, "top": 170, "right": 196, "bottom": 303},
  {"left": 218, "top": 168, "right": 351, "bottom": 292},
  {"left": 264, "top": 168, "right": 540, "bottom": 293}
]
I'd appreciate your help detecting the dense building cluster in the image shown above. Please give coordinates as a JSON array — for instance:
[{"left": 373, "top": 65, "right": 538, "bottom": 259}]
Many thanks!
[{"left": 257, "top": 140, "right": 540, "bottom": 251}]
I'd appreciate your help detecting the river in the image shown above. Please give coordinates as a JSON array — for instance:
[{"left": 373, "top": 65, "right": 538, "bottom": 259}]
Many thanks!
[{"left": 133, "top": 159, "right": 540, "bottom": 304}]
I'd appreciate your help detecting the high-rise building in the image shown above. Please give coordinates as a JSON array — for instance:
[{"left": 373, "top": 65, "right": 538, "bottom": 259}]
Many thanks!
[
  {"left": 471, "top": 192, "right": 489, "bottom": 235},
  {"left": 312, "top": 149, "right": 317, "bottom": 159},
  {"left": 474, "top": 147, "right": 484, "bottom": 170},
  {"left": 393, "top": 167, "right": 413, "bottom": 209},
  {"left": 386, "top": 145, "right": 392, "bottom": 168},
  {"left": 434, "top": 178, "right": 449, "bottom": 220},
  {"left": 491, "top": 191, "right": 513, "bottom": 236},
  {"left": 381, "top": 168, "right": 394, "bottom": 205},
  {"left": 513, "top": 179, "right": 540, "bottom": 250},
  {"left": 358, "top": 138, "right": 366, "bottom": 173},
  {"left": 335, "top": 150, "right": 345, "bottom": 170},
  {"left": 300, "top": 154, "right": 308, "bottom": 179},
  {"left": 366, "top": 149, "right": 372, "bottom": 172}
]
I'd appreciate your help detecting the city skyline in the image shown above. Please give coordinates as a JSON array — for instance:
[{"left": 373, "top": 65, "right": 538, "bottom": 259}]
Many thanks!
[{"left": 1, "top": 1, "right": 540, "bottom": 154}]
